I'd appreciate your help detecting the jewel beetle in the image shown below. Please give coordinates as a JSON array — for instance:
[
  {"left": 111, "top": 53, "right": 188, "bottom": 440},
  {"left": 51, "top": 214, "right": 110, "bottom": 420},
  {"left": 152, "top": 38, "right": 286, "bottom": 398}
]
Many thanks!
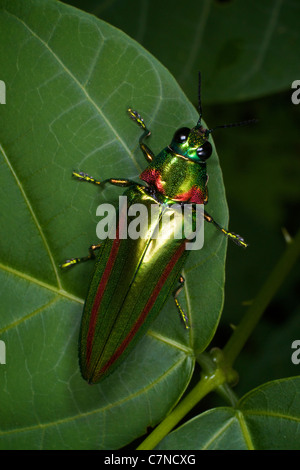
[{"left": 61, "top": 74, "right": 252, "bottom": 384}]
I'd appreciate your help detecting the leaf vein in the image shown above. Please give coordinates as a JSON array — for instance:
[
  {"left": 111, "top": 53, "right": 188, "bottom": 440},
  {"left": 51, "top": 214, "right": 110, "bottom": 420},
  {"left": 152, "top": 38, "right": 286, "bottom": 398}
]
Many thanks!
[{"left": 0, "top": 143, "right": 62, "bottom": 288}]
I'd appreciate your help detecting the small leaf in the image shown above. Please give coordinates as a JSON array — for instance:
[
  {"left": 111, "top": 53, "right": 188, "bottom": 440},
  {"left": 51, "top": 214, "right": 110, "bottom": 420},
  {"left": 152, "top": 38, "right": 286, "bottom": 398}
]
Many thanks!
[{"left": 156, "top": 377, "right": 300, "bottom": 450}]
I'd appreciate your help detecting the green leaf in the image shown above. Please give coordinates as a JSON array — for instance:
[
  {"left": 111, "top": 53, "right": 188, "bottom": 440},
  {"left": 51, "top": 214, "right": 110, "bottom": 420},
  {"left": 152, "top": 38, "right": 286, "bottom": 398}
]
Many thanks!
[
  {"left": 65, "top": 0, "right": 300, "bottom": 103},
  {"left": 0, "top": 0, "right": 228, "bottom": 449},
  {"left": 156, "top": 377, "right": 300, "bottom": 450}
]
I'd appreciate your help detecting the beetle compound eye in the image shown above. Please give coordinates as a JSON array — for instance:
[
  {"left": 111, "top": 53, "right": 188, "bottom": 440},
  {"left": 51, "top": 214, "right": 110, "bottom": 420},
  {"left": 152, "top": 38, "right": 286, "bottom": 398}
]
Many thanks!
[
  {"left": 173, "top": 127, "right": 190, "bottom": 143},
  {"left": 196, "top": 141, "right": 212, "bottom": 160}
]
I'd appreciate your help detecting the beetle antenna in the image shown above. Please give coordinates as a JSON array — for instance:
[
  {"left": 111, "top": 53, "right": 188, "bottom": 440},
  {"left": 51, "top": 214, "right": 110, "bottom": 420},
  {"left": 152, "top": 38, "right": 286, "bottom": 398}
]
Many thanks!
[
  {"left": 207, "top": 118, "right": 258, "bottom": 135},
  {"left": 195, "top": 73, "right": 257, "bottom": 134},
  {"left": 196, "top": 71, "right": 202, "bottom": 128}
]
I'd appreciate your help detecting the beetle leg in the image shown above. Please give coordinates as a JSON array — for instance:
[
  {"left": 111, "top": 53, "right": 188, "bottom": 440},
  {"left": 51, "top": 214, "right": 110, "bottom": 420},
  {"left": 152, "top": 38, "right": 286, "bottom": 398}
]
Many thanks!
[
  {"left": 173, "top": 275, "right": 189, "bottom": 329},
  {"left": 204, "top": 210, "right": 248, "bottom": 248},
  {"left": 72, "top": 171, "right": 102, "bottom": 185},
  {"left": 60, "top": 244, "right": 101, "bottom": 269},
  {"left": 72, "top": 171, "right": 143, "bottom": 188},
  {"left": 102, "top": 178, "right": 144, "bottom": 188},
  {"left": 128, "top": 108, "right": 154, "bottom": 163}
]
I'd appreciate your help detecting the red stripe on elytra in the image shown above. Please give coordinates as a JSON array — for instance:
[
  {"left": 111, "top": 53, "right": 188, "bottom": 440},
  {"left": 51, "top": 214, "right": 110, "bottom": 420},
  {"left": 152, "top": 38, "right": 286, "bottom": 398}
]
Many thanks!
[
  {"left": 86, "top": 228, "right": 121, "bottom": 365},
  {"left": 95, "top": 240, "right": 187, "bottom": 379}
]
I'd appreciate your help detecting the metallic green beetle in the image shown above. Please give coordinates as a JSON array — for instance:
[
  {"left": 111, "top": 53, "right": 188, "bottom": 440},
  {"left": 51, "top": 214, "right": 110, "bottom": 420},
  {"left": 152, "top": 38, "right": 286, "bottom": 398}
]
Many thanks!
[{"left": 61, "top": 76, "right": 249, "bottom": 384}]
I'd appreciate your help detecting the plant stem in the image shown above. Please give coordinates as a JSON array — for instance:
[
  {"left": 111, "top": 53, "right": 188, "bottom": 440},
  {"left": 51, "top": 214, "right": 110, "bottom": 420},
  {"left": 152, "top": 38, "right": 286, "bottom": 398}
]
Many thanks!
[
  {"left": 136, "top": 368, "right": 226, "bottom": 450},
  {"left": 223, "top": 228, "right": 300, "bottom": 366}
]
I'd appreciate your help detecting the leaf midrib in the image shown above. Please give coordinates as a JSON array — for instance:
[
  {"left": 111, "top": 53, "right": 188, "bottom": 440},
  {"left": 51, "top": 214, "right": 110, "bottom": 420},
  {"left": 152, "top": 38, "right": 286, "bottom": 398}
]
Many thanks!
[{"left": 0, "top": 142, "right": 62, "bottom": 288}]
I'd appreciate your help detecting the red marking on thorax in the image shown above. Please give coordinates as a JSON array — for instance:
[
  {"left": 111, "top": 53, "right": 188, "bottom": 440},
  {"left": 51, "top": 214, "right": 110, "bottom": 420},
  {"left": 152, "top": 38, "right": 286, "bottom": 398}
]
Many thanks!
[
  {"left": 140, "top": 168, "right": 205, "bottom": 203},
  {"left": 173, "top": 186, "right": 205, "bottom": 204},
  {"left": 140, "top": 168, "right": 163, "bottom": 191}
]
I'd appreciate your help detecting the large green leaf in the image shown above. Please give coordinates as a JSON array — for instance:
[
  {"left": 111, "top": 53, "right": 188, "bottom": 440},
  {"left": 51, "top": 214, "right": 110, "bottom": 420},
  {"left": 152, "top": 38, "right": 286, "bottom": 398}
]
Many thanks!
[
  {"left": 0, "top": 0, "right": 229, "bottom": 449},
  {"left": 157, "top": 377, "right": 300, "bottom": 450},
  {"left": 65, "top": 0, "right": 300, "bottom": 103}
]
